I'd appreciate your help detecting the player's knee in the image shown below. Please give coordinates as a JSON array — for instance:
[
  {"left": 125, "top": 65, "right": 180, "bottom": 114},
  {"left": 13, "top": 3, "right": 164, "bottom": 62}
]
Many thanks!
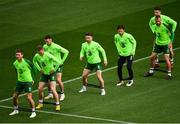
[
  {"left": 96, "top": 72, "right": 101, "bottom": 77},
  {"left": 50, "top": 84, "right": 56, "bottom": 91},
  {"left": 38, "top": 86, "right": 43, "bottom": 92},
  {"left": 165, "top": 56, "right": 170, "bottom": 63},
  {"left": 50, "top": 88, "right": 56, "bottom": 94},
  {"left": 13, "top": 94, "right": 18, "bottom": 99},
  {"left": 27, "top": 94, "right": 32, "bottom": 101},
  {"left": 150, "top": 56, "right": 155, "bottom": 61},
  {"left": 82, "top": 74, "right": 88, "bottom": 79},
  {"left": 57, "top": 79, "right": 62, "bottom": 84}
]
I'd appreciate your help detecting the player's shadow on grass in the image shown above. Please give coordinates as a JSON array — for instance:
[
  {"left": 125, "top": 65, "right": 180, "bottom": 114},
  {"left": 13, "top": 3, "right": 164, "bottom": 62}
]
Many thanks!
[
  {"left": 154, "top": 68, "right": 168, "bottom": 73},
  {"left": 87, "top": 83, "right": 100, "bottom": 88},
  {"left": 18, "top": 107, "right": 32, "bottom": 112}
]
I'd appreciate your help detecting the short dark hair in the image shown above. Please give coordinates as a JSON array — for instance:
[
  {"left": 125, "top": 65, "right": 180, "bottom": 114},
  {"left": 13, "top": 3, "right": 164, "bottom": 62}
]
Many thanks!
[
  {"left": 85, "top": 32, "right": 93, "bottom": 36},
  {"left": 154, "top": 6, "right": 161, "bottom": 11},
  {"left": 36, "top": 45, "right": 44, "bottom": 51},
  {"left": 15, "top": 49, "right": 23, "bottom": 54},
  {"left": 44, "top": 35, "right": 52, "bottom": 39},
  {"left": 117, "top": 25, "right": 125, "bottom": 30}
]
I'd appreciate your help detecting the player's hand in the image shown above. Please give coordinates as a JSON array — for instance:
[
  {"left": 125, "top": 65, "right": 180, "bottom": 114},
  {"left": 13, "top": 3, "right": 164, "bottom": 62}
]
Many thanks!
[
  {"left": 80, "top": 57, "right": 83, "bottom": 61},
  {"left": 104, "top": 61, "right": 108, "bottom": 67},
  {"left": 169, "top": 42, "right": 172, "bottom": 48}
]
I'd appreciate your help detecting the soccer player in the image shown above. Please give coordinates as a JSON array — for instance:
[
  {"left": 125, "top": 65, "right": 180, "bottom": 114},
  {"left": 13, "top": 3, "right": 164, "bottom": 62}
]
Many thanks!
[
  {"left": 43, "top": 35, "right": 69, "bottom": 101},
  {"left": 114, "top": 25, "right": 137, "bottom": 87},
  {"left": 144, "top": 16, "right": 172, "bottom": 80},
  {"left": 149, "top": 6, "right": 177, "bottom": 67},
  {"left": 33, "top": 45, "right": 61, "bottom": 111},
  {"left": 79, "top": 33, "right": 107, "bottom": 96},
  {"left": 9, "top": 49, "right": 36, "bottom": 118}
]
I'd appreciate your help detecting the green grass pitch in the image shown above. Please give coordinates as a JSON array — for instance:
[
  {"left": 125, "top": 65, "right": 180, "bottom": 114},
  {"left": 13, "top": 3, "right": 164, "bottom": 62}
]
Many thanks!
[{"left": 0, "top": 0, "right": 180, "bottom": 123}]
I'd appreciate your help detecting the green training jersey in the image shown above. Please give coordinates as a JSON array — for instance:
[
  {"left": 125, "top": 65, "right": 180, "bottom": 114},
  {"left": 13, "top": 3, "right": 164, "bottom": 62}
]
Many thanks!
[
  {"left": 114, "top": 32, "right": 136, "bottom": 57},
  {"left": 33, "top": 52, "right": 60, "bottom": 75},
  {"left": 149, "top": 15, "right": 177, "bottom": 33},
  {"left": 13, "top": 58, "right": 34, "bottom": 82},
  {"left": 80, "top": 41, "right": 107, "bottom": 64},
  {"left": 152, "top": 23, "right": 171, "bottom": 45},
  {"left": 43, "top": 42, "right": 69, "bottom": 65}
]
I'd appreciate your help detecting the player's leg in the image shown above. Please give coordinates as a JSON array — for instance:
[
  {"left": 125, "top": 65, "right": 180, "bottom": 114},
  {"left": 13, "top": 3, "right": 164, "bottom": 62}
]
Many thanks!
[
  {"left": 126, "top": 55, "right": 134, "bottom": 87},
  {"left": 169, "top": 42, "right": 174, "bottom": 68},
  {"left": 151, "top": 44, "right": 160, "bottom": 68},
  {"left": 56, "top": 66, "right": 65, "bottom": 101},
  {"left": 9, "top": 81, "right": 24, "bottom": 116},
  {"left": 44, "top": 83, "right": 53, "bottom": 100},
  {"left": 154, "top": 54, "right": 160, "bottom": 68},
  {"left": 163, "top": 45, "right": 172, "bottom": 80},
  {"left": 170, "top": 32, "right": 175, "bottom": 67},
  {"left": 79, "top": 68, "right": 91, "bottom": 93},
  {"left": 27, "top": 93, "right": 36, "bottom": 118},
  {"left": 9, "top": 92, "right": 19, "bottom": 115},
  {"left": 23, "top": 82, "right": 36, "bottom": 118},
  {"left": 164, "top": 54, "right": 172, "bottom": 80},
  {"left": 96, "top": 69, "right": 106, "bottom": 96},
  {"left": 49, "top": 81, "right": 60, "bottom": 111},
  {"left": 57, "top": 73, "right": 65, "bottom": 101},
  {"left": 117, "top": 56, "right": 126, "bottom": 86},
  {"left": 36, "top": 81, "right": 45, "bottom": 109},
  {"left": 144, "top": 52, "right": 157, "bottom": 77},
  {"left": 144, "top": 44, "right": 160, "bottom": 77},
  {"left": 150, "top": 52, "right": 158, "bottom": 69}
]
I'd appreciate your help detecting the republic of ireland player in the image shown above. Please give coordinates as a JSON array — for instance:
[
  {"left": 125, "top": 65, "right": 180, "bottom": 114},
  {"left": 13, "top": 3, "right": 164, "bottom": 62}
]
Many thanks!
[
  {"left": 79, "top": 33, "right": 108, "bottom": 96},
  {"left": 9, "top": 49, "right": 36, "bottom": 118},
  {"left": 33, "top": 45, "right": 61, "bottom": 111},
  {"left": 43, "top": 35, "right": 69, "bottom": 101},
  {"left": 114, "top": 25, "right": 136, "bottom": 87},
  {"left": 145, "top": 16, "right": 172, "bottom": 80},
  {"left": 149, "top": 6, "right": 177, "bottom": 68}
]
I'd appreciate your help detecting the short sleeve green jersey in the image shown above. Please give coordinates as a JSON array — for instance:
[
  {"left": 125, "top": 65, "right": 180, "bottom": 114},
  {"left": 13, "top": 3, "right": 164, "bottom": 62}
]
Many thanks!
[
  {"left": 80, "top": 41, "right": 107, "bottom": 64},
  {"left": 33, "top": 52, "right": 60, "bottom": 75},
  {"left": 114, "top": 32, "right": 136, "bottom": 57},
  {"left": 43, "top": 42, "right": 69, "bottom": 65},
  {"left": 13, "top": 58, "right": 33, "bottom": 82}
]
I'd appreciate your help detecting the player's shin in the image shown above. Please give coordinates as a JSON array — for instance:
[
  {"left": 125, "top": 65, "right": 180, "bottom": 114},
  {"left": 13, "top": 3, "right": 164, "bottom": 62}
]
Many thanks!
[
  {"left": 13, "top": 93, "right": 19, "bottom": 107},
  {"left": 149, "top": 55, "right": 156, "bottom": 73},
  {"left": 9, "top": 93, "right": 19, "bottom": 116},
  {"left": 96, "top": 71, "right": 106, "bottom": 95},
  {"left": 164, "top": 54, "right": 172, "bottom": 80},
  {"left": 36, "top": 84, "right": 44, "bottom": 109},
  {"left": 50, "top": 82, "right": 60, "bottom": 111},
  {"left": 27, "top": 93, "right": 36, "bottom": 118},
  {"left": 27, "top": 94, "right": 35, "bottom": 111}
]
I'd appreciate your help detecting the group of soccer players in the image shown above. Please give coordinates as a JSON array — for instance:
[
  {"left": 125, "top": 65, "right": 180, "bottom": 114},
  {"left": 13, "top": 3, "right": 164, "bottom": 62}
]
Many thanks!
[
  {"left": 144, "top": 7, "right": 177, "bottom": 79},
  {"left": 9, "top": 7, "right": 177, "bottom": 118}
]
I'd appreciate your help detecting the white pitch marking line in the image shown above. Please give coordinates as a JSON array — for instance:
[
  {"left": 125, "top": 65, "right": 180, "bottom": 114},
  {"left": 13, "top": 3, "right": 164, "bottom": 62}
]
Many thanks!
[
  {"left": 0, "top": 47, "right": 180, "bottom": 103},
  {"left": 0, "top": 105, "right": 133, "bottom": 123}
]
